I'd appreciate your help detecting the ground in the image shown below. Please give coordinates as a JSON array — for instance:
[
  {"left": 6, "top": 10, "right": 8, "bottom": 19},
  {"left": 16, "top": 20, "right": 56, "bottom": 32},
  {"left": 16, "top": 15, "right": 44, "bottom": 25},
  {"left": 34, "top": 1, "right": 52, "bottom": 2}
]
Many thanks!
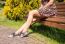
[{"left": 0, "top": 25, "right": 45, "bottom": 44}]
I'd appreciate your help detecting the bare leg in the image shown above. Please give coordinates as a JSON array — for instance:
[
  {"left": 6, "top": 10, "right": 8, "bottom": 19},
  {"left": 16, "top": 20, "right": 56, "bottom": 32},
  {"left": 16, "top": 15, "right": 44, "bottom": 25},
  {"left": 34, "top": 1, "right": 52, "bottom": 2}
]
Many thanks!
[
  {"left": 15, "top": 10, "right": 40, "bottom": 34},
  {"left": 8, "top": 10, "right": 40, "bottom": 38}
]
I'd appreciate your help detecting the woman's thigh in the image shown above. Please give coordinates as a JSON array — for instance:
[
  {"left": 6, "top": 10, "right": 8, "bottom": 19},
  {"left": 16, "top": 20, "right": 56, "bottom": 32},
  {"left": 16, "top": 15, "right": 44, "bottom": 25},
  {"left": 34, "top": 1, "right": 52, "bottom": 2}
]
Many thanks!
[
  {"left": 29, "top": 10, "right": 41, "bottom": 18},
  {"left": 29, "top": 10, "right": 48, "bottom": 22}
]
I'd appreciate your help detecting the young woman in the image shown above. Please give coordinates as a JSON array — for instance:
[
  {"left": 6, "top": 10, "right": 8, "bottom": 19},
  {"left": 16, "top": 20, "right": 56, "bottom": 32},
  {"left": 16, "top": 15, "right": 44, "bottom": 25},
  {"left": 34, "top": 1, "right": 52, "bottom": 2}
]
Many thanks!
[{"left": 8, "top": 0, "right": 57, "bottom": 38}]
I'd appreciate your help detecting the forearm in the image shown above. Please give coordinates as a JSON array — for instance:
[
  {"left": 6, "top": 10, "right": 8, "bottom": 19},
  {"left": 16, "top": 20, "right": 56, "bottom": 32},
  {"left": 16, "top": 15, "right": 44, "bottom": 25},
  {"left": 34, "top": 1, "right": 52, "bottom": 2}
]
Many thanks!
[{"left": 43, "top": 0, "right": 54, "bottom": 8}]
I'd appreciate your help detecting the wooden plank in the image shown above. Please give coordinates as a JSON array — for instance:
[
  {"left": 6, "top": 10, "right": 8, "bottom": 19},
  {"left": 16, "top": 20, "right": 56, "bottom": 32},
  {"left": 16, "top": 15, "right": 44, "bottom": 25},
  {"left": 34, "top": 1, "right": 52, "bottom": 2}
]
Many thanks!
[
  {"left": 57, "top": 12, "right": 65, "bottom": 16},
  {"left": 57, "top": 9, "right": 65, "bottom": 12},
  {"left": 46, "top": 16, "right": 65, "bottom": 24},
  {"left": 56, "top": 6, "right": 65, "bottom": 9},
  {"left": 56, "top": 2, "right": 65, "bottom": 5},
  {"left": 42, "top": 21, "right": 65, "bottom": 30},
  {"left": 57, "top": 14, "right": 65, "bottom": 16}
]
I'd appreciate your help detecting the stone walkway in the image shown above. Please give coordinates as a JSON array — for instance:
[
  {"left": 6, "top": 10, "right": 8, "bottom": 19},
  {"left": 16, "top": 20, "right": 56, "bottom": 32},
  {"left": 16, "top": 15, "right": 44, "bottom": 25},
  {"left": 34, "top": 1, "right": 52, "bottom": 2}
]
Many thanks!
[{"left": 0, "top": 26, "right": 45, "bottom": 44}]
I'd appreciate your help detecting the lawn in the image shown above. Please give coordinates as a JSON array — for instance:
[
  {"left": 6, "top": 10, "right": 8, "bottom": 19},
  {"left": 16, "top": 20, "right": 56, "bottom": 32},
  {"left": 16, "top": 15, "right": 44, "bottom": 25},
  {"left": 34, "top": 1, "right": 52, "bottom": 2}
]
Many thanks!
[{"left": 0, "top": 13, "right": 65, "bottom": 44}]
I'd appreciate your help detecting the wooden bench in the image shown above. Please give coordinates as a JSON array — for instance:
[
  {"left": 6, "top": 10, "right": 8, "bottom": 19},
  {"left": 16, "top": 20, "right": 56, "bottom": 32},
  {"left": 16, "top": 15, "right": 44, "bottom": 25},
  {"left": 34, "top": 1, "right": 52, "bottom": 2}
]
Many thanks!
[{"left": 41, "top": 2, "right": 65, "bottom": 30}]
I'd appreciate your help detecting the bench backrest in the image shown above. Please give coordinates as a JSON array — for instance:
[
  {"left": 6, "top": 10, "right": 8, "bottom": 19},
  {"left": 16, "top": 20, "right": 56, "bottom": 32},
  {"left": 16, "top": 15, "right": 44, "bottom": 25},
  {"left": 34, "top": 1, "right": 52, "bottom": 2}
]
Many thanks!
[
  {"left": 56, "top": 2, "right": 65, "bottom": 16},
  {"left": 42, "top": 2, "right": 65, "bottom": 30}
]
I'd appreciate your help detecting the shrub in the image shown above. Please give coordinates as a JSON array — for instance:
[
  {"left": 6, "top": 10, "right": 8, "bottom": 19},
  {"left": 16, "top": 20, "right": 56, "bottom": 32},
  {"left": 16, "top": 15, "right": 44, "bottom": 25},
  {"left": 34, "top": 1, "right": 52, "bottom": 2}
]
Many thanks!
[{"left": 3, "top": 0, "right": 40, "bottom": 21}]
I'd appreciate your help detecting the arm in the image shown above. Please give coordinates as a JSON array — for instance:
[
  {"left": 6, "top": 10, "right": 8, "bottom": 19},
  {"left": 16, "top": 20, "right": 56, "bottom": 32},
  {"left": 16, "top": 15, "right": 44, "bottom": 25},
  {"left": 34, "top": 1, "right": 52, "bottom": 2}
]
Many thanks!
[{"left": 42, "top": 0, "right": 54, "bottom": 9}]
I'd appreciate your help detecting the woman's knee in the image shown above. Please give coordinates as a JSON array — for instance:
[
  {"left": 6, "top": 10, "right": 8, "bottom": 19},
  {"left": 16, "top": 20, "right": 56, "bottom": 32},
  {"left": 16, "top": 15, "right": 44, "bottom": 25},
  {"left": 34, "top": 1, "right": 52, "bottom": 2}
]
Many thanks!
[{"left": 29, "top": 10, "right": 38, "bottom": 16}]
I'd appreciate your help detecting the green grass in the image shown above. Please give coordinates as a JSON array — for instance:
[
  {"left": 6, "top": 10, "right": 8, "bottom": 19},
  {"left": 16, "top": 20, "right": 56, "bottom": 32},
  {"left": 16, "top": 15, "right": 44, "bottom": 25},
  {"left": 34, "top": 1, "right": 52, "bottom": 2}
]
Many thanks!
[
  {"left": 0, "top": 14, "right": 25, "bottom": 29},
  {"left": 30, "top": 23, "right": 65, "bottom": 44},
  {"left": 0, "top": 3, "right": 4, "bottom": 8},
  {"left": 0, "top": 13, "right": 65, "bottom": 44}
]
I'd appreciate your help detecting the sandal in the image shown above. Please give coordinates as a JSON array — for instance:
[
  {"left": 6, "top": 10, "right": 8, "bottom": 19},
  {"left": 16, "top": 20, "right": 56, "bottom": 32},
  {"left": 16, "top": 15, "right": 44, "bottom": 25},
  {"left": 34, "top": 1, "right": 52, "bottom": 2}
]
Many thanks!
[
  {"left": 20, "top": 32, "right": 28, "bottom": 38},
  {"left": 8, "top": 32, "right": 20, "bottom": 38}
]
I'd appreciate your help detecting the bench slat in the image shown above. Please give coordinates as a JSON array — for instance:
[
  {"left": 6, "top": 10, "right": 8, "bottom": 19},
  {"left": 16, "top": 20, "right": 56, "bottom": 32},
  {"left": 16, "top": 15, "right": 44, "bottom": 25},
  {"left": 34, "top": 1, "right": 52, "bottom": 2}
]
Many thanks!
[
  {"left": 57, "top": 12, "right": 65, "bottom": 16},
  {"left": 57, "top": 9, "right": 65, "bottom": 12},
  {"left": 46, "top": 16, "right": 65, "bottom": 24},
  {"left": 42, "top": 21, "right": 65, "bottom": 29},
  {"left": 56, "top": 6, "right": 65, "bottom": 9},
  {"left": 56, "top": 2, "right": 65, "bottom": 5}
]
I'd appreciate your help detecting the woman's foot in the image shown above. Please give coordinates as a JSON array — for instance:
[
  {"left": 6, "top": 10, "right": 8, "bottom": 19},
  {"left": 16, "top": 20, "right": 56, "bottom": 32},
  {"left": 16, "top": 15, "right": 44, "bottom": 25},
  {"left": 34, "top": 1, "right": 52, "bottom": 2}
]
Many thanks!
[
  {"left": 8, "top": 32, "right": 20, "bottom": 38},
  {"left": 20, "top": 32, "right": 28, "bottom": 38}
]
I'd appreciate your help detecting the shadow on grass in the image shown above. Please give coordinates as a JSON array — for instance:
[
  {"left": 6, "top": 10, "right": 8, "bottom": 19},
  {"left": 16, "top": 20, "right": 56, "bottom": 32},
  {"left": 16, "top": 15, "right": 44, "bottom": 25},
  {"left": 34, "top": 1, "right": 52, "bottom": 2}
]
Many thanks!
[{"left": 30, "top": 23, "right": 65, "bottom": 44}]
